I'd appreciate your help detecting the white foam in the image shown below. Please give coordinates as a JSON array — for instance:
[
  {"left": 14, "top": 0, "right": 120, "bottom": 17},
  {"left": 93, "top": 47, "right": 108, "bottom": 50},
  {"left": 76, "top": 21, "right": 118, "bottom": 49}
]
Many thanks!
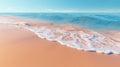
[
  {"left": 1, "top": 21, "right": 120, "bottom": 54},
  {"left": 22, "top": 23, "right": 120, "bottom": 54}
]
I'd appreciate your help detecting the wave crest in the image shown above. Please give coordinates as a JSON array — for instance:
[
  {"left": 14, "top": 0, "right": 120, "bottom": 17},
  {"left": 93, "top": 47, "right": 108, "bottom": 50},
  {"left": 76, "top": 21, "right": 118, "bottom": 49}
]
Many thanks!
[{"left": 23, "top": 23, "right": 120, "bottom": 54}]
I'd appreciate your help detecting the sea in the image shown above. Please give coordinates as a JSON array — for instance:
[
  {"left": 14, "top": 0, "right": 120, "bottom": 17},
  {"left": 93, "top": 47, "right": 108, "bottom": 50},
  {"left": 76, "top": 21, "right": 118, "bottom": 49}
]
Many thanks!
[
  {"left": 1, "top": 13, "right": 120, "bottom": 30},
  {"left": 0, "top": 13, "right": 120, "bottom": 54}
]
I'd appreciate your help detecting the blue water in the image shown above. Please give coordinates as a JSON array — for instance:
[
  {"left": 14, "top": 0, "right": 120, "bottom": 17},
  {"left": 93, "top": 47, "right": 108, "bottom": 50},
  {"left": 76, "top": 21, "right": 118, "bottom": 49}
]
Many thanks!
[{"left": 1, "top": 13, "right": 120, "bottom": 30}]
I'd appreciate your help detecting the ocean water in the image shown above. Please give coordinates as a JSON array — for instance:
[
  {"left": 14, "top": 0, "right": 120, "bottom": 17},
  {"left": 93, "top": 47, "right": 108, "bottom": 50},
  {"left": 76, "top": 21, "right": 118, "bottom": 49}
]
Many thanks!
[
  {"left": 1, "top": 13, "right": 120, "bottom": 54},
  {"left": 1, "top": 13, "right": 120, "bottom": 30}
]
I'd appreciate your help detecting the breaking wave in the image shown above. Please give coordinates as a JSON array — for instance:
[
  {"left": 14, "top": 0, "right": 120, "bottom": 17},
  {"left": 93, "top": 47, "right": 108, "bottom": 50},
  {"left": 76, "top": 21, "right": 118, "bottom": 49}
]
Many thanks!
[
  {"left": 0, "top": 14, "right": 120, "bottom": 54},
  {"left": 22, "top": 22, "right": 120, "bottom": 54}
]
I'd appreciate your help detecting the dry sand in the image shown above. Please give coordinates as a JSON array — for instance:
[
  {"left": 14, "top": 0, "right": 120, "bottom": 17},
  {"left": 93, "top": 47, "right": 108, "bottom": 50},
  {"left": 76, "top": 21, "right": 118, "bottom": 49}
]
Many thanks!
[{"left": 0, "top": 18, "right": 120, "bottom": 67}]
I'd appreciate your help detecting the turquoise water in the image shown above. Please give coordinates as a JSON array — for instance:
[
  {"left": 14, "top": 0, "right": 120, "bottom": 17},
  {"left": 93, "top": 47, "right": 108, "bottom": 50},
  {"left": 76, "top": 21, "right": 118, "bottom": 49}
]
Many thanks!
[{"left": 1, "top": 13, "right": 120, "bottom": 30}]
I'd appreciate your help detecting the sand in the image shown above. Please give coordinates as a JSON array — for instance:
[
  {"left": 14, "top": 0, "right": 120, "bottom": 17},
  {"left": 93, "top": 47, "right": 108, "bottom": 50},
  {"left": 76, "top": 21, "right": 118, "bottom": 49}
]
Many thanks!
[{"left": 0, "top": 17, "right": 120, "bottom": 67}]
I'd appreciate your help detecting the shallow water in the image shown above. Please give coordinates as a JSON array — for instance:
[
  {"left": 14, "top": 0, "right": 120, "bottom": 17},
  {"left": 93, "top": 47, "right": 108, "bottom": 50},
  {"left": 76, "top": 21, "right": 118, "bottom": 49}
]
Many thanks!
[
  {"left": 1, "top": 13, "right": 120, "bottom": 30},
  {"left": 0, "top": 13, "right": 120, "bottom": 54}
]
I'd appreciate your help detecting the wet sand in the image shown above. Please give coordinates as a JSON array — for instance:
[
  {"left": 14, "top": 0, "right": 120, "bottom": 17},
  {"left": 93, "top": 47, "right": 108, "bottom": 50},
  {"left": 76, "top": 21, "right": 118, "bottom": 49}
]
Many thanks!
[{"left": 0, "top": 20, "right": 120, "bottom": 67}]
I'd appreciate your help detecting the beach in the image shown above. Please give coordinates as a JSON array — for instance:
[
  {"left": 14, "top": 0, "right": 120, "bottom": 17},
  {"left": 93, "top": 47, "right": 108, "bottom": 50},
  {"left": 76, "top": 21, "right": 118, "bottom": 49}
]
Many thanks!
[{"left": 0, "top": 16, "right": 120, "bottom": 67}]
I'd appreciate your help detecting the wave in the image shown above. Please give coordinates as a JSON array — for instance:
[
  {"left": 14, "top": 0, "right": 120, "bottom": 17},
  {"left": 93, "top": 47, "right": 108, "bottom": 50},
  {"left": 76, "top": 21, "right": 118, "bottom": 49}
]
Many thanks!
[
  {"left": 22, "top": 22, "right": 120, "bottom": 54},
  {"left": 0, "top": 15, "right": 120, "bottom": 54},
  {"left": 3, "top": 13, "right": 120, "bottom": 30}
]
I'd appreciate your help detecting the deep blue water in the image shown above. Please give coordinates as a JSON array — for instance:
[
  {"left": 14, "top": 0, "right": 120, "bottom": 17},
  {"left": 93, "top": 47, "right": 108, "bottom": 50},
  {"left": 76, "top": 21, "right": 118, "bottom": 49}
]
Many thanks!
[{"left": 1, "top": 13, "right": 120, "bottom": 30}]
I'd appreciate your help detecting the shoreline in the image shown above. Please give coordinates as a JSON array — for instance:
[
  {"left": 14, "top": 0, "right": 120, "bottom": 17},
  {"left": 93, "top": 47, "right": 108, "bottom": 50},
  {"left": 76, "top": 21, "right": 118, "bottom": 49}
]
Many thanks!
[
  {"left": 0, "top": 24, "right": 120, "bottom": 67},
  {"left": 0, "top": 16, "right": 120, "bottom": 54},
  {"left": 0, "top": 16, "right": 120, "bottom": 67},
  {"left": 0, "top": 23, "right": 120, "bottom": 67}
]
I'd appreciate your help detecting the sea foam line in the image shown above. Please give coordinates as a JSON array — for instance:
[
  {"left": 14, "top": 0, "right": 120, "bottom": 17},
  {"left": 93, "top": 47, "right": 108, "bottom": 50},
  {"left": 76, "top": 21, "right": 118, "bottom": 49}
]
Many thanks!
[
  {"left": 0, "top": 21, "right": 120, "bottom": 54},
  {"left": 22, "top": 23, "right": 120, "bottom": 54}
]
